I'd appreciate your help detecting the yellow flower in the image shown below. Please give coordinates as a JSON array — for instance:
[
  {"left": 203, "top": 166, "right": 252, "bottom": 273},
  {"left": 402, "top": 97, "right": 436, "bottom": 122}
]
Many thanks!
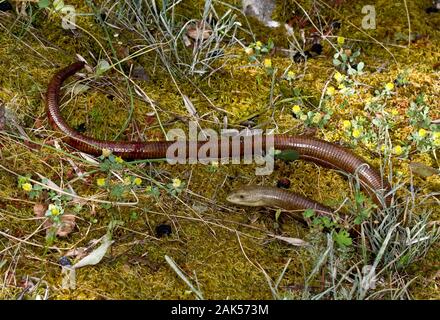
[
  {"left": 338, "top": 83, "right": 346, "bottom": 90},
  {"left": 97, "top": 178, "right": 106, "bottom": 187},
  {"left": 244, "top": 47, "right": 254, "bottom": 55},
  {"left": 334, "top": 72, "right": 344, "bottom": 83},
  {"left": 326, "top": 86, "right": 336, "bottom": 96},
  {"left": 380, "top": 145, "right": 386, "bottom": 153},
  {"left": 133, "top": 177, "right": 142, "bottom": 186},
  {"left": 418, "top": 128, "right": 428, "bottom": 138},
  {"left": 22, "top": 183, "right": 32, "bottom": 192},
  {"left": 342, "top": 120, "right": 352, "bottom": 130},
  {"left": 102, "top": 148, "right": 111, "bottom": 158},
  {"left": 337, "top": 36, "right": 345, "bottom": 45},
  {"left": 49, "top": 204, "right": 60, "bottom": 216},
  {"left": 287, "top": 70, "right": 295, "bottom": 78},
  {"left": 312, "top": 113, "right": 322, "bottom": 124},
  {"left": 292, "top": 105, "right": 302, "bottom": 114},
  {"left": 172, "top": 178, "right": 182, "bottom": 189},
  {"left": 433, "top": 139, "right": 440, "bottom": 147},
  {"left": 352, "top": 128, "right": 362, "bottom": 138},
  {"left": 385, "top": 82, "right": 394, "bottom": 91},
  {"left": 255, "top": 41, "right": 263, "bottom": 49},
  {"left": 115, "top": 156, "right": 124, "bottom": 164},
  {"left": 391, "top": 109, "right": 399, "bottom": 116},
  {"left": 263, "top": 58, "right": 272, "bottom": 68},
  {"left": 393, "top": 145, "right": 403, "bottom": 156}
]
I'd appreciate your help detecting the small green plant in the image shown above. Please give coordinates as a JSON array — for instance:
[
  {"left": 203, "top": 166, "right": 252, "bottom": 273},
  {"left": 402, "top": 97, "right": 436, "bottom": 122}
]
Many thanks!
[
  {"left": 96, "top": 151, "right": 145, "bottom": 200},
  {"left": 146, "top": 185, "right": 161, "bottom": 198},
  {"left": 333, "top": 230, "right": 352, "bottom": 248},
  {"left": 96, "top": 175, "right": 142, "bottom": 201},
  {"left": 352, "top": 192, "right": 373, "bottom": 225},
  {"left": 406, "top": 95, "right": 439, "bottom": 152},
  {"left": 409, "top": 128, "right": 440, "bottom": 152},
  {"left": 394, "top": 70, "right": 410, "bottom": 87},
  {"left": 166, "top": 178, "right": 185, "bottom": 196},
  {"left": 303, "top": 209, "right": 352, "bottom": 249},
  {"left": 291, "top": 104, "right": 332, "bottom": 128},
  {"left": 284, "top": 70, "right": 296, "bottom": 84},
  {"left": 18, "top": 176, "right": 73, "bottom": 203},
  {"left": 336, "top": 80, "right": 414, "bottom": 158},
  {"left": 245, "top": 39, "right": 274, "bottom": 63},
  {"left": 18, "top": 175, "right": 43, "bottom": 199},
  {"left": 407, "top": 95, "right": 431, "bottom": 128},
  {"left": 45, "top": 201, "right": 64, "bottom": 223},
  {"left": 205, "top": 161, "right": 219, "bottom": 173},
  {"left": 332, "top": 37, "right": 364, "bottom": 76},
  {"left": 38, "top": 0, "right": 67, "bottom": 11},
  {"left": 38, "top": 0, "right": 50, "bottom": 9},
  {"left": 99, "top": 151, "right": 125, "bottom": 172},
  {"left": 17, "top": 174, "right": 77, "bottom": 245},
  {"left": 341, "top": 116, "right": 370, "bottom": 145},
  {"left": 129, "top": 211, "right": 139, "bottom": 221},
  {"left": 325, "top": 72, "right": 357, "bottom": 99}
]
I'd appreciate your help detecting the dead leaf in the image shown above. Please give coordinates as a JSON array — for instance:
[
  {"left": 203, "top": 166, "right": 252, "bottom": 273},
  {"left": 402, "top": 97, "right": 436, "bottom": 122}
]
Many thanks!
[
  {"left": 186, "top": 21, "right": 212, "bottom": 40},
  {"left": 79, "top": 152, "right": 100, "bottom": 164},
  {"left": 33, "top": 203, "right": 47, "bottom": 217},
  {"left": 269, "top": 234, "right": 310, "bottom": 247},
  {"left": 23, "top": 140, "right": 41, "bottom": 151},
  {"left": 61, "top": 265, "right": 76, "bottom": 290},
  {"left": 409, "top": 162, "right": 439, "bottom": 178},
  {"left": 65, "top": 247, "right": 88, "bottom": 260},
  {"left": 144, "top": 114, "right": 156, "bottom": 126},
  {"left": 35, "top": 173, "right": 61, "bottom": 190},
  {"left": 73, "top": 234, "right": 113, "bottom": 269},
  {"left": 116, "top": 44, "right": 133, "bottom": 66},
  {"left": 56, "top": 214, "right": 76, "bottom": 237},
  {"left": 131, "top": 64, "right": 149, "bottom": 82},
  {"left": 72, "top": 83, "right": 90, "bottom": 95},
  {"left": 33, "top": 118, "right": 44, "bottom": 129}
]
